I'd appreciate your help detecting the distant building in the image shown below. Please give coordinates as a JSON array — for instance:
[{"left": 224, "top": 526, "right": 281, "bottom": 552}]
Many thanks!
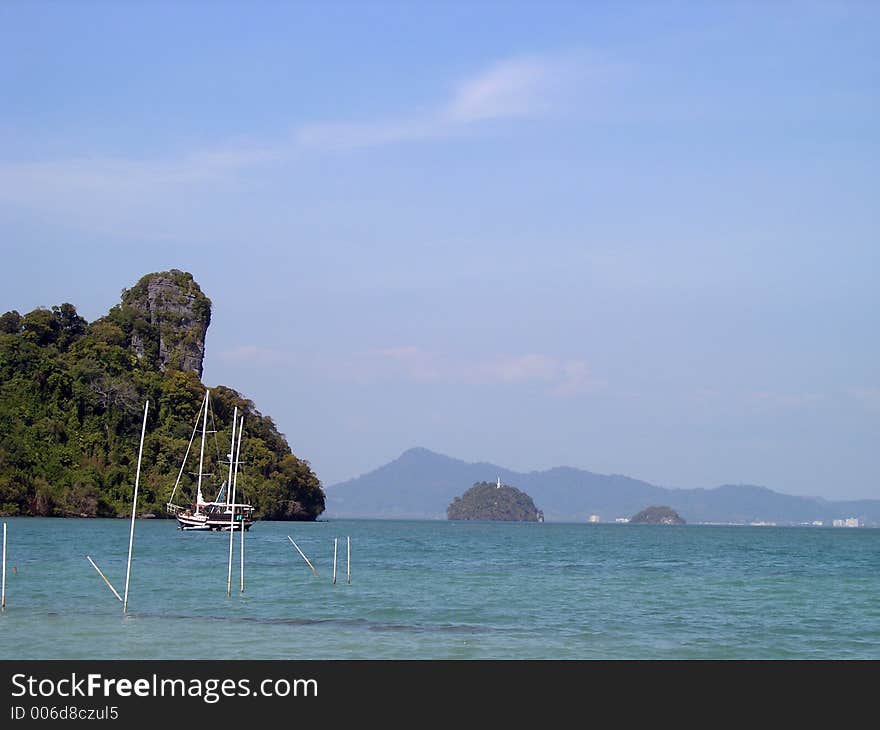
[
  {"left": 812, "top": 521, "right": 824, "bottom": 526},
  {"left": 750, "top": 521, "right": 776, "bottom": 526},
  {"left": 832, "top": 518, "right": 860, "bottom": 528},
  {"left": 614, "top": 517, "right": 629, "bottom": 523},
  {"left": 588, "top": 514, "right": 601, "bottom": 523}
]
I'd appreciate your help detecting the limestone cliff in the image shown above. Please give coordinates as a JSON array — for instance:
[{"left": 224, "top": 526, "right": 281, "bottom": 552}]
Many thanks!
[{"left": 121, "top": 270, "right": 211, "bottom": 377}]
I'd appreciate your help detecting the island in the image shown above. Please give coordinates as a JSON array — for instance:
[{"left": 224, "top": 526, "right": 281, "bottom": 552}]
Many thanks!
[
  {"left": 629, "top": 505, "right": 686, "bottom": 525},
  {"left": 447, "top": 480, "right": 544, "bottom": 522}
]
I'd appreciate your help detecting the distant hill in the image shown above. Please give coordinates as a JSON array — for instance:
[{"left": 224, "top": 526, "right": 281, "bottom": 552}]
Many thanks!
[{"left": 326, "top": 447, "right": 880, "bottom": 525}]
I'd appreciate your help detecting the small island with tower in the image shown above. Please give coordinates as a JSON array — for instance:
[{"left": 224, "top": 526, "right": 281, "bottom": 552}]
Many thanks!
[{"left": 447, "top": 478, "right": 544, "bottom": 522}]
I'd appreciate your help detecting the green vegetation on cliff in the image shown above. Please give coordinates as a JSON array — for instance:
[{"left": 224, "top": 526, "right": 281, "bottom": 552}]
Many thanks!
[
  {"left": 629, "top": 505, "right": 685, "bottom": 525},
  {"left": 0, "top": 270, "right": 324, "bottom": 520},
  {"left": 447, "top": 481, "right": 543, "bottom": 522}
]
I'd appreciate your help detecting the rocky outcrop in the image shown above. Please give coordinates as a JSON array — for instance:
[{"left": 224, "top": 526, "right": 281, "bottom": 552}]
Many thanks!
[
  {"left": 0, "top": 271, "right": 324, "bottom": 521},
  {"left": 121, "top": 270, "right": 211, "bottom": 377}
]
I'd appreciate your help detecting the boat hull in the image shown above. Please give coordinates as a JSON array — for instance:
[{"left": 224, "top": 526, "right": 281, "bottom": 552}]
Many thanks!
[
  {"left": 173, "top": 503, "right": 255, "bottom": 531},
  {"left": 176, "top": 513, "right": 253, "bottom": 531}
]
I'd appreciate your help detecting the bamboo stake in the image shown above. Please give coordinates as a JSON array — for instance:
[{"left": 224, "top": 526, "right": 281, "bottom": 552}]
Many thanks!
[
  {"left": 332, "top": 538, "right": 338, "bottom": 585},
  {"left": 123, "top": 400, "right": 149, "bottom": 614},
  {"left": 1, "top": 522, "right": 6, "bottom": 610},
  {"left": 86, "top": 555, "right": 122, "bottom": 602},
  {"left": 347, "top": 536, "right": 351, "bottom": 585},
  {"left": 233, "top": 417, "right": 245, "bottom": 593},
  {"left": 287, "top": 536, "right": 319, "bottom": 577},
  {"left": 227, "top": 415, "right": 243, "bottom": 597}
]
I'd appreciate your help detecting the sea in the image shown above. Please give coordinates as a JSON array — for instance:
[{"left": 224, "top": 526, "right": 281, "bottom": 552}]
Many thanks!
[{"left": 0, "top": 517, "right": 877, "bottom": 660}]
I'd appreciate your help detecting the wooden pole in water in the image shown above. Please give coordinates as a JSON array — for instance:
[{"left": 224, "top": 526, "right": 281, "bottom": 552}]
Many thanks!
[
  {"left": 123, "top": 400, "right": 149, "bottom": 614},
  {"left": 239, "top": 417, "right": 246, "bottom": 593},
  {"left": 1, "top": 522, "right": 6, "bottom": 610},
  {"left": 332, "top": 538, "right": 338, "bottom": 585},
  {"left": 347, "top": 536, "right": 351, "bottom": 585},
  {"left": 227, "top": 415, "right": 243, "bottom": 597},
  {"left": 287, "top": 536, "right": 319, "bottom": 577},
  {"left": 86, "top": 555, "right": 122, "bottom": 602}
]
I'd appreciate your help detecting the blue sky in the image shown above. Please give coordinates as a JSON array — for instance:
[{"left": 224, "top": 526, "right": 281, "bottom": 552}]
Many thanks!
[{"left": 1, "top": 1, "right": 878, "bottom": 499}]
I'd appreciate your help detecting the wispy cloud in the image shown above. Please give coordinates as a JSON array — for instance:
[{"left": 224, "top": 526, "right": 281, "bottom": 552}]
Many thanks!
[
  {"left": 0, "top": 143, "right": 279, "bottom": 200},
  {"left": 294, "top": 118, "right": 442, "bottom": 151},
  {"left": 0, "top": 52, "right": 588, "bottom": 231},
  {"left": 0, "top": 142, "right": 285, "bottom": 238},
  {"left": 296, "top": 53, "right": 585, "bottom": 151},
  {"left": 340, "top": 346, "right": 604, "bottom": 397},
  {"left": 443, "top": 56, "right": 565, "bottom": 123},
  {"left": 214, "top": 342, "right": 603, "bottom": 398}
]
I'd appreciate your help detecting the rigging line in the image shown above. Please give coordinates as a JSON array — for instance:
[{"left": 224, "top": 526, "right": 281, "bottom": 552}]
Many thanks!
[
  {"left": 168, "top": 395, "right": 203, "bottom": 505},
  {"left": 209, "top": 394, "right": 223, "bottom": 469}
]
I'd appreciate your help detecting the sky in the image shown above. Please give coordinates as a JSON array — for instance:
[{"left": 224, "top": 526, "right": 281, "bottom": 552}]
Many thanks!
[{"left": 1, "top": 1, "right": 878, "bottom": 500}]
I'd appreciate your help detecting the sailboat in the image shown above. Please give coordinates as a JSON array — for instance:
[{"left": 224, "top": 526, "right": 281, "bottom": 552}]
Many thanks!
[{"left": 165, "top": 390, "right": 255, "bottom": 531}]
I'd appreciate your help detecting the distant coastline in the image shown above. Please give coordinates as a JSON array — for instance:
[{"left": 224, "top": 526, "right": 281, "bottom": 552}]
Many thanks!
[{"left": 325, "top": 447, "right": 880, "bottom": 526}]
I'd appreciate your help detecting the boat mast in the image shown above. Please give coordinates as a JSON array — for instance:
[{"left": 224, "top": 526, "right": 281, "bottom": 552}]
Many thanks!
[
  {"left": 196, "top": 389, "right": 209, "bottom": 507},
  {"left": 226, "top": 406, "right": 237, "bottom": 506}
]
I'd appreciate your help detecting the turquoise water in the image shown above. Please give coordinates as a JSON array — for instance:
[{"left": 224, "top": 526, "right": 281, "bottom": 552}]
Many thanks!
[{"left": 0, "top": 517, "right": 877, "bottom": 659}]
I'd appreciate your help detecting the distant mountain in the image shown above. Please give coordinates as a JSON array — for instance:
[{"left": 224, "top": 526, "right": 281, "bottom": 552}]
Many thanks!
[{"left": 325, "top": 447, "right": 880, "bottom": 525}]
